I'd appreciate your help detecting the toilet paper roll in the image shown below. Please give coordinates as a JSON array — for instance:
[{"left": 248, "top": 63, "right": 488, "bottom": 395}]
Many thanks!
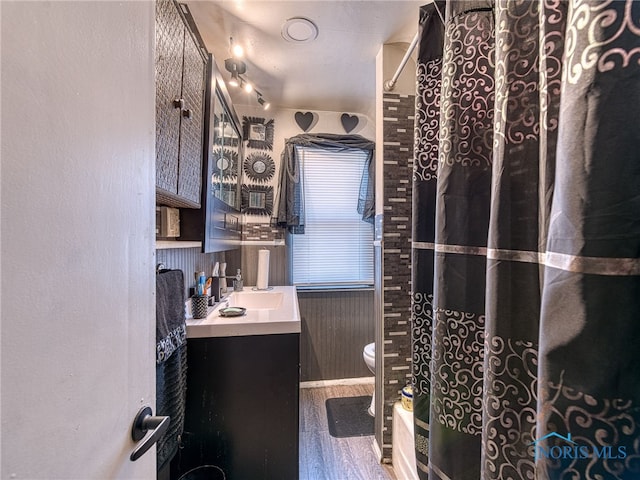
[{"left": 256, "top": 249, "right": 270, "bottom": 290}]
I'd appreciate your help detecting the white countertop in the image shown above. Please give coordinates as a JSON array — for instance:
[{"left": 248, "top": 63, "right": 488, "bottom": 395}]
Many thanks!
[{"left": 186, "top": 286, "right": 301, "bottom": 338}]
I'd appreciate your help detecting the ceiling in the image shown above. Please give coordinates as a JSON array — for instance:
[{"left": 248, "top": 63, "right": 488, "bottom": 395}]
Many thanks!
[{"left": 185, "top": 1, "right": 425, "bottom": 118}]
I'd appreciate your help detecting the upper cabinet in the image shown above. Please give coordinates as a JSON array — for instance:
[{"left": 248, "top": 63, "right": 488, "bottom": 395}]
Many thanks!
[
  {"left": 155, "top": 0, "right": 207, "bottom": 208},
  {"left": 180, "top": 56, "right": 243, "bottom": 253}
]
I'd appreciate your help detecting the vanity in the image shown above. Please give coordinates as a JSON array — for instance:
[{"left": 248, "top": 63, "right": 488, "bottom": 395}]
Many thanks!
[{"left": 171, "top": 287, "right": 301, "bottom": 480}]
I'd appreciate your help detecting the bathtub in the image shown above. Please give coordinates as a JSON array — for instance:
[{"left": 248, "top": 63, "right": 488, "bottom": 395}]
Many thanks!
[{"left": 392, "top": 401, "right": 419, "bottom": 480}]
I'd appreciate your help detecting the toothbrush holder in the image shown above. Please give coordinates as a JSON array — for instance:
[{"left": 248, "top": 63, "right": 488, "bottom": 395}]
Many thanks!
[{"left": 191, "top": 295, "right": 209, "bottom": 319}]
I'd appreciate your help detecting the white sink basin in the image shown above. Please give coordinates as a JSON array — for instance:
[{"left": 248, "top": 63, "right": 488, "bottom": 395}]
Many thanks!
[
  {"left": 227, "top": 290, "right": 284, "bottom": 310},
  {"left": 186, "top": 286, "right": 300, "bottom": 338}
]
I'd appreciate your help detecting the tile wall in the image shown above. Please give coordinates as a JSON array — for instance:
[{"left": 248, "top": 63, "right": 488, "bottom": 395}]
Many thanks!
[
  {"left": 240, "top": 223, "right": 285, "bottom": 242},
  {"left": 380, "top": 93, "right": 415, "bottom": 460}
]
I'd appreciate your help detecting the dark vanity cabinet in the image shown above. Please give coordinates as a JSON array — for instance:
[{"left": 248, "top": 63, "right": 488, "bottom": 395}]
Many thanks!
[
  {"left": 171, "top": 334, "right": 300, "bottom": 480},
  {"left": 180, "top": 55, "right": 242, "bottom": 252},
  {"left": 155, "top": 0, "right": 206, "bottom": 208}
]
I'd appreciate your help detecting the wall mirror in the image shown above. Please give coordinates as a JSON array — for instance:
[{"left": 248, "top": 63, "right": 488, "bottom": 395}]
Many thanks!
[
  {"left": 181, "top": 54, "right": 242, "bottom": 253},
  {"left": 211, "top": 90, "right": 242, "bottom": 210},
  {"left": 249, "top": 191, "right": 266, "bottom": 208},
  {"left": 180, "top": 53, "right": 242, "bottom": 253},
  {"left": 241, "top": 184, "right": 274, "bottom": 216}
]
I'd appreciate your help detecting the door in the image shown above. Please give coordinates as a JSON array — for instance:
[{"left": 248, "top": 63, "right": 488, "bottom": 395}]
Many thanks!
[{"left": 1, "top": 2, "right": 157, "bottom": 479}]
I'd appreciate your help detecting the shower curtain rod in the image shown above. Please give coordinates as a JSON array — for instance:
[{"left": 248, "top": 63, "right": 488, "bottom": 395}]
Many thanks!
[
  {"left": 383, "top": 3, "right": 444, "bottom": 92},
  {"left": 383, "top": 30, "right": 420, "bottom": 92}
]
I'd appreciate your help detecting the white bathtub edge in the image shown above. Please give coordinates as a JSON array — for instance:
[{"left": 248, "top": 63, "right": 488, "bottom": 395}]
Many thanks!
[
  {"left": 300, "top": 376, "right": 374, "bottom": 389},
  {"left": 392, "top": 401, "right": 419, "bottom": 480}
]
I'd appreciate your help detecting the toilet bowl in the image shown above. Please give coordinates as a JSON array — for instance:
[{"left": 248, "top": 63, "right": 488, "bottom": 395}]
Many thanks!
[{"left": 363, "top": 342, "right": 375, "bottom": 416}]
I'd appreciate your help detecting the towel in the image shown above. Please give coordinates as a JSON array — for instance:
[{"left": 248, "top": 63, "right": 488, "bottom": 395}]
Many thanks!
[
  {"left": 156, "top": 269, "right": 187, "bottom": 362},
  {"left": 155, "top": 269, "right": 187, "bottom": 472},
  {"left": 156, "top": 345, "right": 187, "bottom": 470}
]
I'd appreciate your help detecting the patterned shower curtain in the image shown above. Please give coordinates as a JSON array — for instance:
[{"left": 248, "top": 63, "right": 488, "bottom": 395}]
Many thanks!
[{"left": 411, "top": 1, "right": 640, "bottom": 479}]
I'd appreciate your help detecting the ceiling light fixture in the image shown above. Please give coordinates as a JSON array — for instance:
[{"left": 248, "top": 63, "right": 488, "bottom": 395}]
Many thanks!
[
  {"left": 223, "top": 51, "right": 270, "bottom": 110},
  {"left": 232, "top": 44, "right": 244, "bottom": 58},
  {"left": 257, "top": 93, "right": 270, "bottom": 111},
  {"left": 229, "top": 70, "right": 240, "bottom": 88},
  {"left": 281, "top": 17, "right": 318, "bottom": 43},
  {"left": 230, "top": 36, "right": 244, "bottom": 58},
  {"left": 224, "top": 57, "right": 246, "bottom": 89}
]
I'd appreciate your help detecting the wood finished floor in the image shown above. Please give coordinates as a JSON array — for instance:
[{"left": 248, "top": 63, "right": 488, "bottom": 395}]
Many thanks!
[{"left": 299, "top": 384, "right": 397, "bottom": 480}]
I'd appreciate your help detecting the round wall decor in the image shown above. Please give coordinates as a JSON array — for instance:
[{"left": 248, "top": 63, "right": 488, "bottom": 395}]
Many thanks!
[
  {"left": 244, "top": 152, "right": 275, "bottom": 183},
  {"left": 212, "top": 148, "right": 238, "bottom": 178}
]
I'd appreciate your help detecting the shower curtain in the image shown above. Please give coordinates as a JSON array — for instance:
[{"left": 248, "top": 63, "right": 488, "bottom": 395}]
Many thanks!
[{"left": 411, "top": 1, "right": 640, "bottom": 479}]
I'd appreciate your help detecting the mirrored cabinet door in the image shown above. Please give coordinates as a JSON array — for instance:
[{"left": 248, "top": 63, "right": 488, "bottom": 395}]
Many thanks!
[
  {"left": 179, "top": 54, "right": 242, "bottom": 253},
  {"left": 211, "top": 93, "right": 241, "bottom": 210}
]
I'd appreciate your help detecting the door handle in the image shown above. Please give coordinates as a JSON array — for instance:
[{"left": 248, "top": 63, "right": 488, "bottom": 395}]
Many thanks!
[{"left": 130, "top": 405, "right": 170, "bottom": 461}]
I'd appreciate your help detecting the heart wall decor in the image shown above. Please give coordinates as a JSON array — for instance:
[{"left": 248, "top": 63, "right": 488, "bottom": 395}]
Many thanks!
[
  {"left": 341, "top": 113, "right": 360, "bottom": 133},
  {"left": 294, "top": 111, "right": 318, "bottom": 132}
]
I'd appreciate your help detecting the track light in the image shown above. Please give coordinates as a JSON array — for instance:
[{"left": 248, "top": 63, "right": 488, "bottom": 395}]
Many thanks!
[
  {"left": 232, "top": 44, "right": 244, "bottom": 58},
  {"left": 224, "top": 47, "right": 270, "bottom": 110},
  {"left": 257, "top": 97, "right": 268, "bottom": 110},
  {"left": 230, "top": 37, "right": 244, "bottom": 58},
  {"left": 257, "top": 94, "right": 270, "bottom": 110},
  {"left": 229, "top": 70, "right": 240, "bottom": 87}
]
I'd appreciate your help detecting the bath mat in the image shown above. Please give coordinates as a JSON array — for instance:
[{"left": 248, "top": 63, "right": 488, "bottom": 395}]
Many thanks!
[{"left": 325, "top": 396, "right": 374, "bottom": 438}]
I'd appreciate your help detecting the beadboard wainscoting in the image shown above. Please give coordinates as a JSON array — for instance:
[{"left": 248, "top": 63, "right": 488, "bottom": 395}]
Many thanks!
[
  {"left": 156, "top": 246, "right": 241, "bottom": 298},
  {"left": 240, "top": 243, "right": 288, "bottom": 287},
  {"left": 298, "top": 289, "right": 374, "bottom": 382}
]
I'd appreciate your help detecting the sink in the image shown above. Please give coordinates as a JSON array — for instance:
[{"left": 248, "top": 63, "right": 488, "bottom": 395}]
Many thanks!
[
  {"left": 227, "top": 290, "right": 283, "bottom": 310},
  {"left": 186, "top": 286, "right": 300, "bottom": 338}
]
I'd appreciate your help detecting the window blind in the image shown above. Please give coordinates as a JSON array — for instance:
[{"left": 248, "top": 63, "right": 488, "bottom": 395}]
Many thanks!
[{"left": 291, "top": 146, "right": 374, "bottom": 286}]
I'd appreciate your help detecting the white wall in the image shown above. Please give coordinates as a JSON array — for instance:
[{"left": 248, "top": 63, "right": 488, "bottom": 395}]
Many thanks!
[
  {"left": 383, "top": 42, "right": 418, "bottom": 96},
  {"left": 1, "top": 2, "right": 156, "bottom": 477},
  {"left": 236, "top": 104, "right": 375, "bottom": 224},
  {"left": 376, "top": 48, "right": 385, "bottom": 216},
  {"left": 237, "top": 43, "right": 415, "bottom": 221}
]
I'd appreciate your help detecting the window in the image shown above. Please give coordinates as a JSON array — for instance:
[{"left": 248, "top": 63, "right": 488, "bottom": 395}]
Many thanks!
[{"left": 290, "top": 146, "right": 374, "bottom": 287}]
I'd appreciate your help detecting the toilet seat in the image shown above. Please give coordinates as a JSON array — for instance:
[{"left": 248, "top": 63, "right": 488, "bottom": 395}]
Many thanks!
[
  {"left": 362, "top": 342, "right": 376, "bottom": 416},
  {"left": 364, "top": 342, "right": 375, "bottom": 362}
]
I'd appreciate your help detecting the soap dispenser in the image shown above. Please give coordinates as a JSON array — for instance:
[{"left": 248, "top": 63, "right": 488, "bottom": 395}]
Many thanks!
[{"left": 234, "top": 269, "right": 244, "bottom": 292}]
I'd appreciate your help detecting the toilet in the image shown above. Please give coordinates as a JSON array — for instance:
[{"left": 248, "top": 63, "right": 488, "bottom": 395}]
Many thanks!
[{"left": 363, "top": 342, "right": 376, "bottom": 416}]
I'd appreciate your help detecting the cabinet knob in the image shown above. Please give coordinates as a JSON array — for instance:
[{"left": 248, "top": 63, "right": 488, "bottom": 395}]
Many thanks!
[
  {"left": 173, "top": 98, "right": 184, "bottom": 109},
  {"left": 182, "top": 109, "right": 193, "bottom": 119}
]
